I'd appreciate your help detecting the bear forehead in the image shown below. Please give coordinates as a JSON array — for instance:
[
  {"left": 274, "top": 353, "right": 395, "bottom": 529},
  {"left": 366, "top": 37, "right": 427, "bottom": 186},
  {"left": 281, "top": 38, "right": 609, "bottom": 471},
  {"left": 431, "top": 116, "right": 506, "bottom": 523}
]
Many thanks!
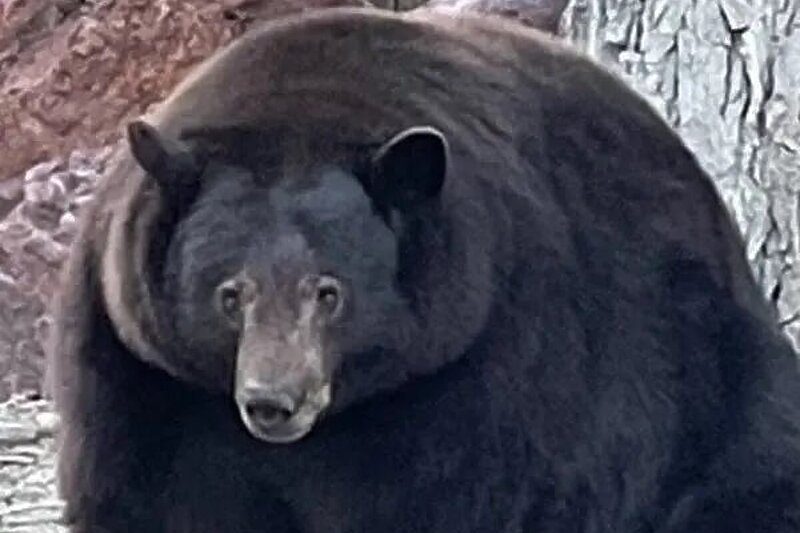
[
  {"left": 272, "top": 165, "right": 374, "bottom": 223},
  {"left": 186, "top": 163, "right": 395, "bottom": 274},
  {"left": 195, "top": 162, "right": 370, "bottom": 219}
]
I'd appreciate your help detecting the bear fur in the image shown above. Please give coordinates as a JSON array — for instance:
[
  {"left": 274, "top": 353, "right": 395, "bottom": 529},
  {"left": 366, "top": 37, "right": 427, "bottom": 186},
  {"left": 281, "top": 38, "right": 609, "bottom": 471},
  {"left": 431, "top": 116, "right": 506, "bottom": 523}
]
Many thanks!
[{"left": 49, "top": 7, "right": 800, "bottom": 533}]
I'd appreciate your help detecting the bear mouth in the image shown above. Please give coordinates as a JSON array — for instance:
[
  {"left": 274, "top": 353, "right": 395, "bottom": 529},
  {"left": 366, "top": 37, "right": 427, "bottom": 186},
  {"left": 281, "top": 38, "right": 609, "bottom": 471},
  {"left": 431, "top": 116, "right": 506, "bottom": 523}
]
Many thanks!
[{"left": 238, "top": 383, "right": 331, "bottom": 444}]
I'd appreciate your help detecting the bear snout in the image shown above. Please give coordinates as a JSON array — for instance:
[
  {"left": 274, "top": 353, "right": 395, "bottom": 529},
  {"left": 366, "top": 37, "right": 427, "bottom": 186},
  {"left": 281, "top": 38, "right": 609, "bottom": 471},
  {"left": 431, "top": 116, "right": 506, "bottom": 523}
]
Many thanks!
[
  {"left": 235, "top": 378, "right": 332, "bottom": 444},
  {"left": 239, "top": 386, "right": 299, "bottom": 430}
]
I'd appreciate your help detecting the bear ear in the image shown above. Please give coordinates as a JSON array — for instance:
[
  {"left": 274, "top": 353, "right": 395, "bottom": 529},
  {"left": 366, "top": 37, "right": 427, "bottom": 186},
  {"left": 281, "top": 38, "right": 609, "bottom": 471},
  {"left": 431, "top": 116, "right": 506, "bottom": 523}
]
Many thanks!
[
  {"left": 369, "top": 126, "right": 449, "bottom": 211},
  {"left": 126, "top": 120, "right": 202, "bottom": 193}
]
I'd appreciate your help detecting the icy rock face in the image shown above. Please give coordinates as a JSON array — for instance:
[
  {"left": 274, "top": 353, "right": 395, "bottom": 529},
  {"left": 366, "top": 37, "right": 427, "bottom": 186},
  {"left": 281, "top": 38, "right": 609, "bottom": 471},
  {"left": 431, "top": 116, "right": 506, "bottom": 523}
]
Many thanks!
[{"left": 0, "top": 147, "right": 112, "bottom": 400}]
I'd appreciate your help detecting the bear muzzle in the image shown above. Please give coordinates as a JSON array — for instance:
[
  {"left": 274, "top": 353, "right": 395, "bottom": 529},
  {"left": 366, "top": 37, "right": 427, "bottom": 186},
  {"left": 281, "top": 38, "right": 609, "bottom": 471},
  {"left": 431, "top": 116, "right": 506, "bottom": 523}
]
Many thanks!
[
  {"left": 236, "top": 380, "right": 332, "bottom": 444},
  {"left": 233, "top": 288, "right": 338, "bottom": 443}
]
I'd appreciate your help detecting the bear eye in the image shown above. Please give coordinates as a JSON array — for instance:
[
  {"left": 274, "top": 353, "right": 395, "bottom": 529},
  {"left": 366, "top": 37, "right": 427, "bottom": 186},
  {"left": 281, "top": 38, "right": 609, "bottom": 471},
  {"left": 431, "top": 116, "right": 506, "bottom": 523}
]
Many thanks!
[
  {"left": 316, "top": 275, "right": 344, "bottom": 319},
  {"left": 215, "top": 279, "right": 246, "bottom": 326},
  {"left": 221, "top": 287, "right": 240, "bottom": 315}
]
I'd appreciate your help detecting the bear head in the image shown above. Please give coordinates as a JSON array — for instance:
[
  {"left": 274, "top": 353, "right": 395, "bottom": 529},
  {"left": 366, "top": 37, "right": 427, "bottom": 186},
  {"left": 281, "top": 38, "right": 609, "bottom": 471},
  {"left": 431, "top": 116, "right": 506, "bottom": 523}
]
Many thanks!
[{"left": 125, "top": 120, "right": 494, "bottom": 444}]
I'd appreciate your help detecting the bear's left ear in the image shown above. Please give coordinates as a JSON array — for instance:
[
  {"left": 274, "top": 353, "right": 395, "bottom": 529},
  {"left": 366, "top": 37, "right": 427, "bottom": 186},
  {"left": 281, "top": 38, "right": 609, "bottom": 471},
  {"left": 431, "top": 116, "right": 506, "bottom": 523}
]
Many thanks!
[
  {"left": 368, "top": 126, "right": 449, "bottom": 211},
  {"left": 127, "top": 120, "right": 203, "bottom": 202}
]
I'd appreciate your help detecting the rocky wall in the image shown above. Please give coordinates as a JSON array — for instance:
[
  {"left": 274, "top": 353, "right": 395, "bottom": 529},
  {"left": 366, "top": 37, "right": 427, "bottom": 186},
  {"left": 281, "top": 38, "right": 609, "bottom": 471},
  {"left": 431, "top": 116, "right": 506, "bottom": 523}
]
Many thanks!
[
  {"left": 0, "top": 0, "right": 372, "bottom": 187},
  {"left": 0, "top": 148, "right": 108, "bottom": 399}
]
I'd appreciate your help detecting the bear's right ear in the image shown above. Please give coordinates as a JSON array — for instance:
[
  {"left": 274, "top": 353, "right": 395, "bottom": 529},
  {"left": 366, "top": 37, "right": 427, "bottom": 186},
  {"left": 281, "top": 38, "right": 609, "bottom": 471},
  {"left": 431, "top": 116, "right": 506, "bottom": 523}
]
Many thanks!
[
  {"left": 367, "top": 125, "right": 449, "bottom": 213},
  {"left": 126, "top": 120, "right": 202, "bottom": 197}
]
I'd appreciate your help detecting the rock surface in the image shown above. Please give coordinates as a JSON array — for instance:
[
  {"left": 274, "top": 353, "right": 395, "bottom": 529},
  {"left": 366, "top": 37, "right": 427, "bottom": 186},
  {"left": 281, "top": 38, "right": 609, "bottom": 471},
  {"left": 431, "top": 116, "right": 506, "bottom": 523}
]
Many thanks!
[
  {"left": 0, "top": 148, "right": 110, "bottom": 401},
  {"left": 0, "top": 0, "right": 373, "bottom": 187}
]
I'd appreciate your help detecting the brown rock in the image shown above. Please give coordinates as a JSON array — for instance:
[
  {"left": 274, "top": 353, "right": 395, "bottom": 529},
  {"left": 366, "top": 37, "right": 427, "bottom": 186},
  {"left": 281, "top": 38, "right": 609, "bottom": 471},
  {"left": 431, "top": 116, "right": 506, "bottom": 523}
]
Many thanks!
[
  {"left": 22, "top": 176, "right": 68, "bottom": 232},
  {"left": 0, "top": 0, "right": 373, "bottom": 188},
  {"left": 21, "top": 233, "right": 69, "bottom": 267},
  {"left": 0, "top": 176, "right": 24, "bottom": 219}
]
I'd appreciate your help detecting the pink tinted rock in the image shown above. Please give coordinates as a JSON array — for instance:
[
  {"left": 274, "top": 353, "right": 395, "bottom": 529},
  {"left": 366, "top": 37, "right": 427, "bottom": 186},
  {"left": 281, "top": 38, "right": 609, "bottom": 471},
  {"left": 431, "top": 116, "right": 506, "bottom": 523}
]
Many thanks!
[
  {"left": 0, "top": 147, "right": 109, "bottom": 399},
  {"left": 0, "top": 0, "right": 374, "bottom": 187}
]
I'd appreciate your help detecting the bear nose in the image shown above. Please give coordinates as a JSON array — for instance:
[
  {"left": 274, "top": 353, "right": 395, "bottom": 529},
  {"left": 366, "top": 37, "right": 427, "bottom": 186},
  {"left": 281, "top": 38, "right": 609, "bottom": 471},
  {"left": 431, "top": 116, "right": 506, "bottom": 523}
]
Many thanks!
[{"left": 241, "top": 388, "right": 299, "bottom": 430}]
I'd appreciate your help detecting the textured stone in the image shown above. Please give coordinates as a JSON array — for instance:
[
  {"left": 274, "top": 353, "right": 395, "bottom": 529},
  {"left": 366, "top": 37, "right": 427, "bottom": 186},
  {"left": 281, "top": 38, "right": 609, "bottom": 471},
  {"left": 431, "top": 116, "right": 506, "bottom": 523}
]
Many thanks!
[
  {"left": 0, "top": 0, "right": 373, "bottom": 188},
  {"left": 0, "top": 147, "right": 112, "bottom": 400},
  {"left": 0, "top": 177, "right": 23, "bottom": 220}
]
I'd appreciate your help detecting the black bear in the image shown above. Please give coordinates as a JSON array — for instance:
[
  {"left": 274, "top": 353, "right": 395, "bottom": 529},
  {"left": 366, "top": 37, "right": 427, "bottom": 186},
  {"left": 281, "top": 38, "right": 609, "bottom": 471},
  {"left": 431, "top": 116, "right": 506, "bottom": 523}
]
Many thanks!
[{"left": 49, "top": 7, "right": 800, "bottom": 533}]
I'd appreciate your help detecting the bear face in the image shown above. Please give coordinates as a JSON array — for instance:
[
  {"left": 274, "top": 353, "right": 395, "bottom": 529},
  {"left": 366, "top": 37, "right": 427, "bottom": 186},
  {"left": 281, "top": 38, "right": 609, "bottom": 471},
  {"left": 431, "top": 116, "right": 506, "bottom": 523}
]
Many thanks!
[
  {"left": 163, "top": 164, "right": 408, "bottom": 443},
  {"left": 129, "top": 121, "right": 491, "bottom": 444}
]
